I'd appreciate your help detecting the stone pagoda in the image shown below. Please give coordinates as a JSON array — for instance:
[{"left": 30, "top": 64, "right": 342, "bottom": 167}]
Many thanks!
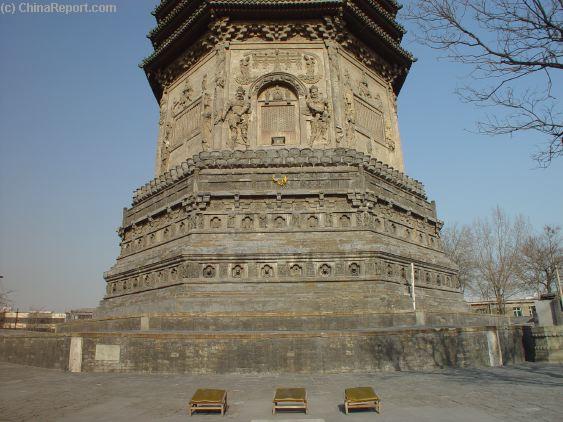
[{"left": 71, "top": 0, "right": 523, "bottom": 372}]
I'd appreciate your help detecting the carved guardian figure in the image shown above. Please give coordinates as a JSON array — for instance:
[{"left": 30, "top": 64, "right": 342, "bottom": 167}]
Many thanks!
[
  {"left": 221, "top": 86, "right": 251, "bottom": 148},
  {"left": 306, "top": 85, "right": 330, "bottom": 145}
]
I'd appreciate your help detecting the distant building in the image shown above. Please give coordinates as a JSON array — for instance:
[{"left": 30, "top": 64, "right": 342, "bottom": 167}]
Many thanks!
[
  {"left": 65, "top": 308, "right": 95, "bottom": 321},
  {"left": 469, "top": 298, "right": 537, "bottom": 318},
  {"left": 0, "top": 311, "right": 66, "bottom": 332}
]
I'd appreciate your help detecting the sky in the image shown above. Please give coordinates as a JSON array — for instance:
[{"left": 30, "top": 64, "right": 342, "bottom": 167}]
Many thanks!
[{"left": 0, "top": 1, "right": 561, "bottom": 311}]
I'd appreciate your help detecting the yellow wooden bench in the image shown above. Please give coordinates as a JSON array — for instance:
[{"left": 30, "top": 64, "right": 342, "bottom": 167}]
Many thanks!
[
  {"left": 272, "top": 387, "right": 308, "bottom": 414},
  {"left": 344, "top": 386, "right": 381, "bottom": 414},
  {"left": 188, "top": 388, "right": 227, "bottom": 416}
]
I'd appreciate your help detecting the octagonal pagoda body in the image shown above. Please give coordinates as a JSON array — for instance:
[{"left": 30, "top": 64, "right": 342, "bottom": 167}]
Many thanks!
[
  {"left": 98, "top": 0, "right": 468, "bottom": 320},
  {"left": 147, "top": 0, "right": 413, "bottom": 175}
]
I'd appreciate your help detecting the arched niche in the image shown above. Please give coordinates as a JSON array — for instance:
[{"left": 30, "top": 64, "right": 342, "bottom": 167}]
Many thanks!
[{"left": 249, "top": 73, "right": 308, "bottom": 147}]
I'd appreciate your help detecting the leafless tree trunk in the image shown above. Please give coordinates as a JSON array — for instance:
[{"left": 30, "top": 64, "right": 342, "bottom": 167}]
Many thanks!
[
  {"left": 0, "top": 280, "right": 12, "bottom": 311},
  {"left": 519, "top": 225, "right": 562, "bottom": 295},
  {"left": 441, "top": 223, "right": 475, "bottom": 293},
  {"left": 404, "top": 0, "right": 562, "bottom": 167},
  {"left": 470, "top": 206, "right": 529, "bottom": 314}
]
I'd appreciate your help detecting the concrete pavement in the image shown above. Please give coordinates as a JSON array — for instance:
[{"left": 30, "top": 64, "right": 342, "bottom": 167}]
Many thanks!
[{"left": 0, "top": 362, "right": 561, "bottom": 421}]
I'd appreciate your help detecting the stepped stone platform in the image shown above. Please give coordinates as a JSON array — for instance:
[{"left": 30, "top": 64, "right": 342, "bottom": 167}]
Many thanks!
[{"left": 1, "top": 322, "right": 523, "bottom": 373}]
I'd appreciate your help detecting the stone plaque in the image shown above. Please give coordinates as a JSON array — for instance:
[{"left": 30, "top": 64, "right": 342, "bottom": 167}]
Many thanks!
[
  {"left": 95, "top": 344, "right": 121, "bottom": 361},
  {"left": 258, "top": 84, "right": 299, "bottom": 145},
  {"left": 262, "top": 105, "right": 295, "bottom": 132},
  {"left": 354, "top": 98, "right": 384, "bottom": 145},
  {"left": 172, "top": 100, "right": 201, "bottom": 147}
]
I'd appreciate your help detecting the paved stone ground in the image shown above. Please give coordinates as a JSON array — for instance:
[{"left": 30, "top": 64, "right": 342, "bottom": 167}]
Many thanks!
[{"left": 0, "top": 362, "right": 561, "bottom": 422}]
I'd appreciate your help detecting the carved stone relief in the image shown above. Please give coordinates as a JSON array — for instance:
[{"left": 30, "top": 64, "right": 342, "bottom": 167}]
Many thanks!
[
  {"left": 157, "top": 89, "right": 173, "bottom": 172},
  {"left": 173, "top": 79, "right": 194, "bottom": 115},
  {"left": 358, "top": 71, "right": 371, "bottom": 99},
  {"left": 300, "top": 53, "right": 322, "bottom": 84},
  {"left": 319, "top": 263, "right": 332, "bottom": 277},
  {"left": 201, "top": 75, "right": 213, "bottom": 151},
  {"left": 232, "top": 264, "right": 243, "bottom": 278},
  {"left": 203, "top": 265, "right": 216, "bottom": 278},
  {"left": 274, "top": 216, "right": 286, "bottom": 228},
  {"left": 220, "top": 86, "right": 251, "bottom": 148},
  {"left": 339, "top": 214, "right": 351, "bottom": 228},
  {"left": 261, "top": 264, "right": 274, "bottom": 278},
  {"left": 306, "top": 85, "right": 330, "bottom": 145},
  {"left": 235, "top": 49, "right": 323, "bottom": 86},
  {"left": 343, "top": 76, "right": 356, "bottom": 146},
  {"left": 118, "top": 191, "right": 442, "bottom": 260},
  {"left": 290, "top": 264, "right": 303, "bottom": 277},
  {"left": 210, "top": 217, "right": 222, "bottom": 229}
]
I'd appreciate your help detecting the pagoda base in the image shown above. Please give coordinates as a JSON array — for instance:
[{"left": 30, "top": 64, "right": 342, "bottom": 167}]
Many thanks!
[{"left": 1, "top": 321, "right": 524, "bottom": 373}]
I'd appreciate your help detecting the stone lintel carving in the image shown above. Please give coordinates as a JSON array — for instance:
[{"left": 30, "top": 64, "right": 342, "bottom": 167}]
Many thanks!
[
  {"left": 236, "top": 50, "right": 323, "bottom": 87},
  {"left": 251, "top": 72, "right": 307, "bottom": 98}
]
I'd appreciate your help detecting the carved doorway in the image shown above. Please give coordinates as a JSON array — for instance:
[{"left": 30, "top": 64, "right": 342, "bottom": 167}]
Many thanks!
[{"left": 257, "top": 84, "right": 300, "bottom": 146}]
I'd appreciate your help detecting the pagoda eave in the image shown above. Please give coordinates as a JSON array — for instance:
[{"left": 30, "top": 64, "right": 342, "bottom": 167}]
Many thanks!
[{"left": 142, "top": 2, "right": 413, "bottom": 101}]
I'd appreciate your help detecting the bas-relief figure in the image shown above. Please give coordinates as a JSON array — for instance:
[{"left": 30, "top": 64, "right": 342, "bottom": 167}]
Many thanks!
[
  {"left": 220, "top": 86, "right": 251, "bottom": 148},
  {"left": 344, "top": 91, "right": 356, "bottom": 145},
  {"left": 173, "top": 79, "right": 194, "bottom": 114},
  {"left": 299, "top": 53, "right": 322, "bottom": 84},
  {"left": 157, "top": 89, "right": 173, "bottom": 171},
  {"left": 159, "top": 122, "right": 172, "bottom": 170},
  {"left": 358, "top": 71, "right": 372, "bottom": 99},
  {"left": 236, "top": 55, "right": 252, "bottom": 84},
  {"left": 200, "top": 75, "right": 212, "bottom": 151},
  {"left": 306, "top": 85, "right": 330, "bottom": 146},
  {"left": 304, "top": 54, "right": 315, "bottom": 78}
]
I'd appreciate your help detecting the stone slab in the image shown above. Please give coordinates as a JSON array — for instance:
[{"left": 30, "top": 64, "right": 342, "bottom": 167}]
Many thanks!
[{"left": 94, "top": 344, "right": 120, "bottom": 362}]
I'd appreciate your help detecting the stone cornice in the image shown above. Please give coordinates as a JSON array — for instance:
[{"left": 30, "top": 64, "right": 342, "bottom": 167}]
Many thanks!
[
  {"left": 355, "top": 0, "right": 405, "bottom": 37},
  {"left": 149, "top": 0, "right": 405, "bottom": 45},
  {"left": 131, "top": 148, "right": 427, "bottom": 206},
  {"left": 344, "top": 2, "right": 413, "bottom": 62},
  {"left": 148, "top": 0, "right": 192, "bottom": 44},
  {"left": 140, "top": 3, "right": 209, "bottom": 69},
  {"left": 152, "top": 0, "right": 174, "bottom": 18}
]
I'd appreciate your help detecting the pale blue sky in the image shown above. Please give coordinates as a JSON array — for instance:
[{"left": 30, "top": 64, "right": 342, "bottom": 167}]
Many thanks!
[{"left": 0, "top": 1, "right": 561, "bottom": 310}]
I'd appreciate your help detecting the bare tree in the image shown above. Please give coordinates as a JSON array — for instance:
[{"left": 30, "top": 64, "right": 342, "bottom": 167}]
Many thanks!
[
  {"left": 0, "top": 278, "right": 12, "bottom": 311},
  {"left": 519, "top": 225, "right": 562, "bottom": 296},
  {"left": 469, "top": 206, "right": 529, "bottom": 314},
  {"left": 405, "top": 0, "right": 562, "bottom": 166},
  {"left": 441, "top": 223, "right": 475, "bottom": 293}
]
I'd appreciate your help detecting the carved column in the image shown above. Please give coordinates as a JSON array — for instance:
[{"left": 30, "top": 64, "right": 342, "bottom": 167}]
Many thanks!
[
  {"left": 325, "top": 40, "right": 344, "bottom": 147},
  {"left": 213, "top": 43, "right": 228, "bottom": 150},
  {"left": 155, "top": 87, "right": 171, "bottom": 175}
]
